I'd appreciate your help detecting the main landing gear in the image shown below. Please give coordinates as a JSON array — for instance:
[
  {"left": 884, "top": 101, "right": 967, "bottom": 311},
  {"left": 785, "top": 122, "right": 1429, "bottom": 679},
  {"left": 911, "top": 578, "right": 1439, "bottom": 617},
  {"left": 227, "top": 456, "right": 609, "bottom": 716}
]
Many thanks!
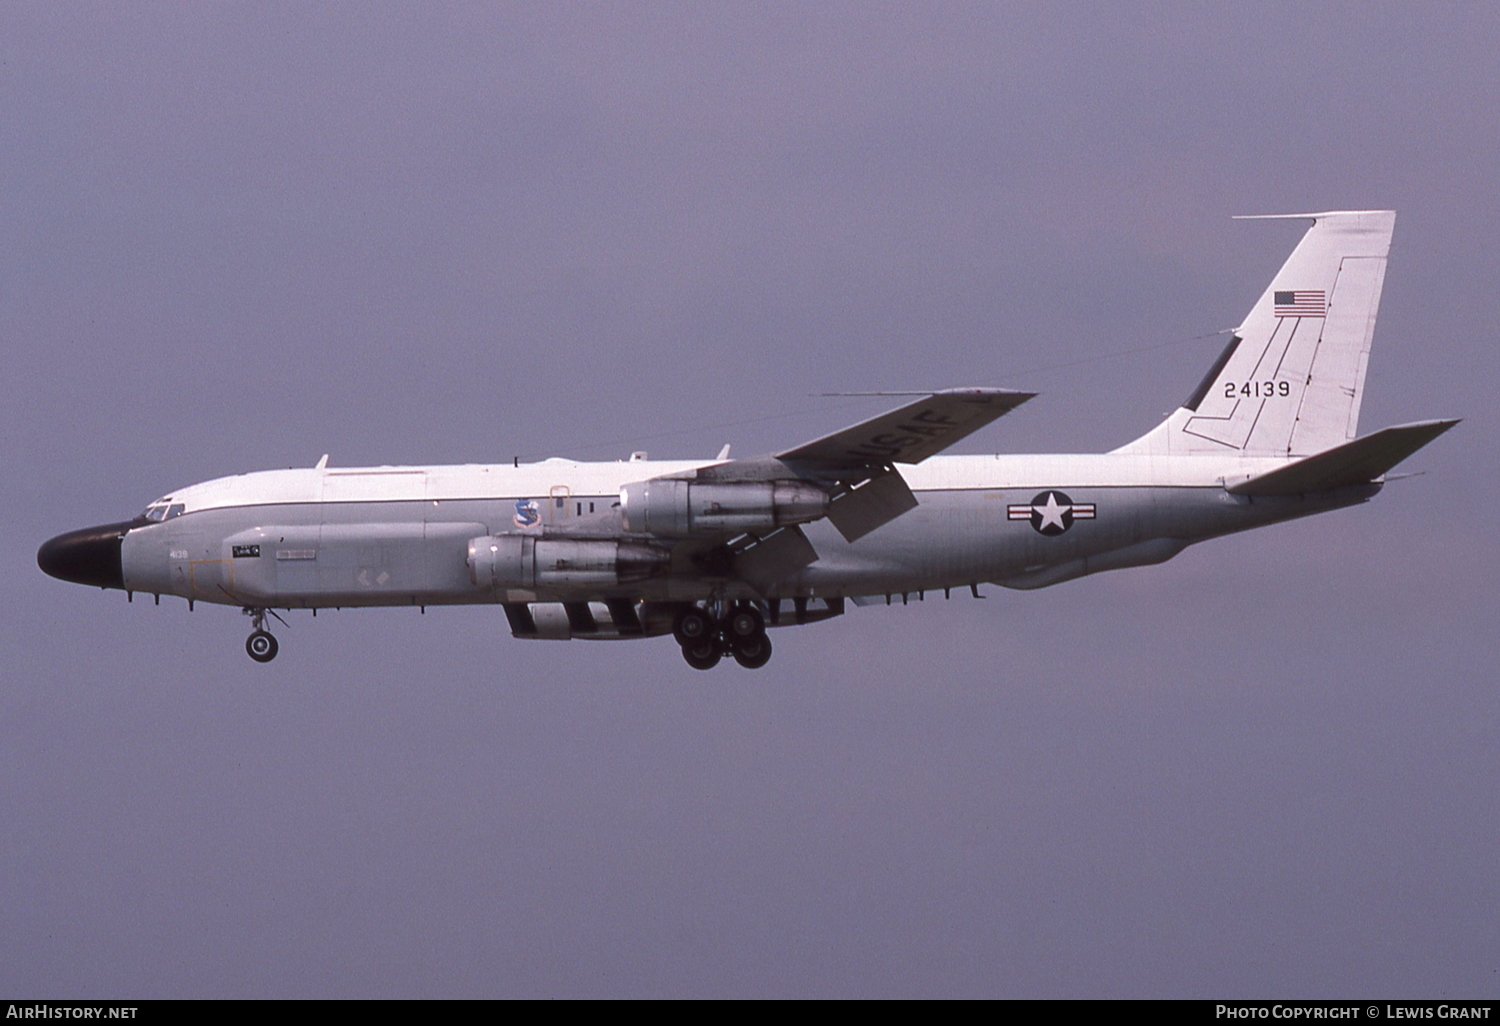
[
  {"left": 243, "top": 607, "right": 284, "bottom": 663},
  {"left": 673, "top": 602, "right": 773, "bottom": 671}
]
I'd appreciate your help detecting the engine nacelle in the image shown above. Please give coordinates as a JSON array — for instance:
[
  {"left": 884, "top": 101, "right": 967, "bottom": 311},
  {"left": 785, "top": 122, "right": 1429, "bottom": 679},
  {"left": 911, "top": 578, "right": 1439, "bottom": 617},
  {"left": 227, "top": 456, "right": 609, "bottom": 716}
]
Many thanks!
[
  {"left": 467, "top": 536, "right": 669, "bottom": 590},
  {"left": 619, "top": 479, "right": 828, "bottom": 537}
]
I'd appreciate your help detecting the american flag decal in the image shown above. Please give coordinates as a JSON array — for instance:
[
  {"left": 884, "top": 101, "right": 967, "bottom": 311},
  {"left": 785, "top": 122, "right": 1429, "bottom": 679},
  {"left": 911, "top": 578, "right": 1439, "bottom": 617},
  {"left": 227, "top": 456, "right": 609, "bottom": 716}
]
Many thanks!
[{"left": 1273, "top": 290, "right": 1326, "bottom": 318}]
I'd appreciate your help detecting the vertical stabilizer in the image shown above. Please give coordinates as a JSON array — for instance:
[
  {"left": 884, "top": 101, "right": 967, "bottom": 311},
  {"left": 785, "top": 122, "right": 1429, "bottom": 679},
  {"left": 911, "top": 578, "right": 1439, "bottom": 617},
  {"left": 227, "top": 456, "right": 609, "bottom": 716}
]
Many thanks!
[{"left": 1117, "top": 211, "right": 1395, "bottom": 457}]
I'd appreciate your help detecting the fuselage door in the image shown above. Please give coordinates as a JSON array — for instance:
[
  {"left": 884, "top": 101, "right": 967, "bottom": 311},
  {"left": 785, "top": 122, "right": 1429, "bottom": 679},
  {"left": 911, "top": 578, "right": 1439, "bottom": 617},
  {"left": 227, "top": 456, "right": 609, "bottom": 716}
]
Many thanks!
[{"left": 548, "top": 484, "right": 572, "bottom": 525}]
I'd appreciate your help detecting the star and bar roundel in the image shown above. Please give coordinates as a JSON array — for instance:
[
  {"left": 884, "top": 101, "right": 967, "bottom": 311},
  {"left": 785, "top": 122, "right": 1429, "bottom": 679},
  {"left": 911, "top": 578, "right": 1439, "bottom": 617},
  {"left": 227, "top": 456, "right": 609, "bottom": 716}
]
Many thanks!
[{"left": 1008, "top": 491, "right": 1096, "bottom": 535}]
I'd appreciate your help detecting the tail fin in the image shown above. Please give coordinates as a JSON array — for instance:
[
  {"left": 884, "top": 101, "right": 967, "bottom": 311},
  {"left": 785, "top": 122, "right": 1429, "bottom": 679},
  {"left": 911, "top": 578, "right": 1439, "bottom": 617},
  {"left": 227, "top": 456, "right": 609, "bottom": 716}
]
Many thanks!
[{"left": 1118, "top": 210, "right": 1395, "bottom": 457}]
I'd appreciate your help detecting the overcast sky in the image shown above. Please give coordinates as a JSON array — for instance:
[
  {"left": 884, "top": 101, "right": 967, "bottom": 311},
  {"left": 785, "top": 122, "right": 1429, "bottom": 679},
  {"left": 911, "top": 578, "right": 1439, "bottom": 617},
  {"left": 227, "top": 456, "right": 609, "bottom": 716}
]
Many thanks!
[{"left": 3, "top": 1, "right": 1497, "bottom": 998}]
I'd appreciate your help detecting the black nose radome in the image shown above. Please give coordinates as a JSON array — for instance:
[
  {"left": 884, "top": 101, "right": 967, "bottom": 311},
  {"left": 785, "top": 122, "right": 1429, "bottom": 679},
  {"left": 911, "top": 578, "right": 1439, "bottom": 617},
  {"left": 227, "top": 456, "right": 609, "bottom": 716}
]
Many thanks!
[{"left": 37, "top": 519, "right": 141, "bottom": 589}]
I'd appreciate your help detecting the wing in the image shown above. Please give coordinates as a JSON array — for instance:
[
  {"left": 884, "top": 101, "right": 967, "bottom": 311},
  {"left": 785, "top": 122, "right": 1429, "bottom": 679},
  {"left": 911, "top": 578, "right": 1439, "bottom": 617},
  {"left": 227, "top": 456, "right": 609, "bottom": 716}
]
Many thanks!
[
  {"left": 775, "top": 388, "right": 1035, "bottom": 465},
  {"left": 652, "top": 389, "right": 1034, "bottom": 588},
  {"left": 769, "top": 388, "right": 1033, "bottom": 543},
  {"left": 615, "top": 388, "right": 1032, "bottom": 592}
]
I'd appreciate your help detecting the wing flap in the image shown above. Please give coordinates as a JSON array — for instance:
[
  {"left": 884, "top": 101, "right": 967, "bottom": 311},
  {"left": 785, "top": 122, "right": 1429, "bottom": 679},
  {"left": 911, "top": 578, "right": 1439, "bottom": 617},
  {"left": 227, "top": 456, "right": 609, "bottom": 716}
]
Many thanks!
[
  {"left": 825, "top": 467, "right": 919, "bottom": 542},
  {"left": 732, "top": 526, "right": 820, "bottom": 594},
  {"left": 1227, "top": 419, "right": 1458, "bottom": 496}
]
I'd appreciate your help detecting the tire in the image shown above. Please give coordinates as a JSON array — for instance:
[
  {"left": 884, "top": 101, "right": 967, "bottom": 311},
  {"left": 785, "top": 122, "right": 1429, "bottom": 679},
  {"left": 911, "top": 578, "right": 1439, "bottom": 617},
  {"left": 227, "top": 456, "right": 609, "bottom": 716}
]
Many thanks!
[
  {"left": 246, "top": 630, "right": 279, "bottom": 663},
  {"left": 672, "top": 606, "right": 713, "bottom": 646},
  {"left": 726, "top": 604, "right": 764, "bottom": 639},
  {"left": 731, "top": 633, "right": 772, "bottom": 669},
  {"left": 681, "top": 638, "right": 722, "bottom": 670}
]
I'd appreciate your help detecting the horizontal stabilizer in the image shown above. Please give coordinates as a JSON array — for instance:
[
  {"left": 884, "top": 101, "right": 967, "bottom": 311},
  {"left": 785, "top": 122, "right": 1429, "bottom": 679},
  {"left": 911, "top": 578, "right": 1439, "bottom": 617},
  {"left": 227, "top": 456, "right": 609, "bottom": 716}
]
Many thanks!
[{"left": 1227, "top": 419, "right": 1459, "bottom": 496}]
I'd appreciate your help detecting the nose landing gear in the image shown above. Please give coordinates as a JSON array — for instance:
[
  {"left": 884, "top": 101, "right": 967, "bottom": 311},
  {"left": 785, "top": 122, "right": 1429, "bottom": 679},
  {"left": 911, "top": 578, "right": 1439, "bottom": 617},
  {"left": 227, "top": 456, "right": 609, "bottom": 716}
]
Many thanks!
[
  {"left": 674, "top": 602, "right": 773, "bottom": 670},
  {"left": 246, "top": 630, "right": 278, "bottom": 663},
  {"left": 243, "top": 607, "right": 285, "bottom": 663}
]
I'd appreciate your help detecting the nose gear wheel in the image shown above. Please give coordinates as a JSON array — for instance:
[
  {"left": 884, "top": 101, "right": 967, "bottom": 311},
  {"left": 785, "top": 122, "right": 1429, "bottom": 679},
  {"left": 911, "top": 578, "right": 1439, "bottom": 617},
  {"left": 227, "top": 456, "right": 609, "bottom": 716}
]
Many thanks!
[
  {"left": 242, "top": 607, "right": 284, "bottom": 663},
  {"left": 246, "top": 630, "right": 278, "bottom": 662}
]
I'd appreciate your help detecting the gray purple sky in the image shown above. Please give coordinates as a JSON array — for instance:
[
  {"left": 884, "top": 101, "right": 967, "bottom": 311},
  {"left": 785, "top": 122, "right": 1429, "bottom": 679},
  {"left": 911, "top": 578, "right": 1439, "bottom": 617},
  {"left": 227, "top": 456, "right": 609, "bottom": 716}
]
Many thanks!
[{"left": 3, "top": 1, "right": 1497, "bottom": 998}]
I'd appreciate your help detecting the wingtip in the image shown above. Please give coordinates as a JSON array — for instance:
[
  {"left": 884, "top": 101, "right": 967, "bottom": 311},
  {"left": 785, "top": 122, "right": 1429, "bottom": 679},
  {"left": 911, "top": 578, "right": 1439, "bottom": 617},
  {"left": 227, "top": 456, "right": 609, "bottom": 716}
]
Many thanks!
[
  {"left": 935, "top": 386, "right": 1038, "bottom": 402},
  {"left": 1393, "top": 417, "right": 1462, "bottom": 432},
  {"left": 1232, "top": 209, "right": 1396, "bottom": 221}
]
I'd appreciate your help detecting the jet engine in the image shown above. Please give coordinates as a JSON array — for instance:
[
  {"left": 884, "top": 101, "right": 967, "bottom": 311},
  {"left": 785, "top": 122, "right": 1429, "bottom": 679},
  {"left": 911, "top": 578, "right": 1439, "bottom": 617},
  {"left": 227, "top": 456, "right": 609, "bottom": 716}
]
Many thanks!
[
  {"left": 467, "top": 536, "right": 669, "bottom": 590},
  {"left": 618, "top": 480, "right": 828, "bottom": 537}
]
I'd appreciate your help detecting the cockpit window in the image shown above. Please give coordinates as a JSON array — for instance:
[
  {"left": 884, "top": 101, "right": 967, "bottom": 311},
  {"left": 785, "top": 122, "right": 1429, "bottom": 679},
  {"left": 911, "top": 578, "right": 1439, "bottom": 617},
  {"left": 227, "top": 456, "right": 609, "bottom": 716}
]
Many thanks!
[{"left": 141, "top": 501, "right": 184, "bottom": 522}]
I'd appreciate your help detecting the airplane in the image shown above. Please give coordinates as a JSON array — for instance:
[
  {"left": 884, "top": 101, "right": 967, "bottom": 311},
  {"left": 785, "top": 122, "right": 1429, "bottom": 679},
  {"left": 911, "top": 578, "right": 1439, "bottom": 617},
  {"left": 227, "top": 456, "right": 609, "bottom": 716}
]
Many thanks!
[{"left": 38, "top": 210, "right": 1457, "bottom": 670}]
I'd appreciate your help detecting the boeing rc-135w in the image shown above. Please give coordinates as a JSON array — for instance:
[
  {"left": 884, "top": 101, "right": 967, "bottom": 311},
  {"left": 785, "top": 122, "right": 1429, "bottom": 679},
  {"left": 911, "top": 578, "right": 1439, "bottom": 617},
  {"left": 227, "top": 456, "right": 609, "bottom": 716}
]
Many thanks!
[{"left": 39, "top": 211, "right": 1456, "bottom": 669}]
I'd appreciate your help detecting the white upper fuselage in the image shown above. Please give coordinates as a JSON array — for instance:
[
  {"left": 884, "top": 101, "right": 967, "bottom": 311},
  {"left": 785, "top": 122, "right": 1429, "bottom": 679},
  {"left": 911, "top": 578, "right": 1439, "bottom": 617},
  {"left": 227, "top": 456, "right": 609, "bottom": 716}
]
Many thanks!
[
  {"left": 117, "top": 447, "right": 1361, "bottom": 608},
  {"left": 161, "top": 451, "right": 1301, "bottom": 515}
]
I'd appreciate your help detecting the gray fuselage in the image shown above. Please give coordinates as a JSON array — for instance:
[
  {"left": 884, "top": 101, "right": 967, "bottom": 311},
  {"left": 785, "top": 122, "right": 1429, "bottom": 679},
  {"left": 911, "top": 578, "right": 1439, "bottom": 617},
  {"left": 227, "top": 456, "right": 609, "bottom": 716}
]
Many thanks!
[{"left": 115, "top": 452, "right": 1374, "bottom": 612}]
